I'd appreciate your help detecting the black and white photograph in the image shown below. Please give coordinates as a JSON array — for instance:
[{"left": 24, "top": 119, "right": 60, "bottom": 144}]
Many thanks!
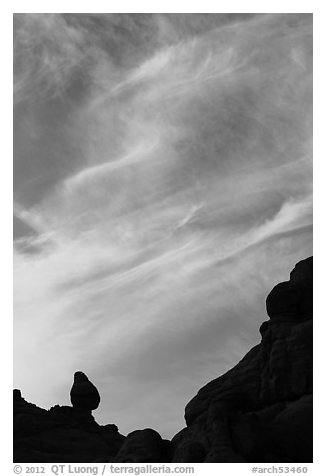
[{"left": 12, "top": 10, "right": 313, "bottom": 467}]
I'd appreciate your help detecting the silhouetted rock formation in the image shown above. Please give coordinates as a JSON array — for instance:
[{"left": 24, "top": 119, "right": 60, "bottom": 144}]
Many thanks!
[
  {"left": 13, "top": 257, "right": 313, "bottom": 463},
  {"left": 70, "top": 371, "right": 101, "bottom": 412},
  {"left": 266, "top": 256, "right": 312, "bottom": 321},
  {"left": 14, "top": 385, "right": 124, "bottom": 462},
  {"left": 171, "top": 256, "right": 313, "bottom": 463},
  {"left": 113, "top": 429, "right": 171, "bottom": 463}
]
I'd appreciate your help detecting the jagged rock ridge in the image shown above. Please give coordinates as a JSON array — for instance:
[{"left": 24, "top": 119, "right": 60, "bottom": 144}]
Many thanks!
[{"left": 14, "top": 257, "right": 313, "bottom": 463}]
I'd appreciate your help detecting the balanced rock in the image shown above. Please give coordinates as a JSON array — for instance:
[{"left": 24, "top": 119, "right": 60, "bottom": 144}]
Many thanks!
[
  {"left": 13, "top": 390, "right": 124, "bottom": 463},
  {"left": 70, "top": 371, "right": 100, "bottom": 412}
]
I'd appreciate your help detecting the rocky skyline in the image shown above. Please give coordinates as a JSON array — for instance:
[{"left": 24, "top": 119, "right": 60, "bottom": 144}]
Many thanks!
[{"left": 14, "top": 257, "right": 313, "bottom": 462}]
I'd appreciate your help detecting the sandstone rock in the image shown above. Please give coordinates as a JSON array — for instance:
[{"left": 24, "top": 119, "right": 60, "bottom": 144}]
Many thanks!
[
  {"left": 70, "top": 371, "right": 100, "bottom": 411},
  {"left": 113, "top": 428, "right": 170, "bottom": 463},
  {"left": 14, "top": 257, "right": 313, "bottom": 463},
  {"left": 266, "top": 256, "right": 312, "bottom": 320},
  {"left": 171, "top": 257, "right": 313, "bottom": 462},
  {"left": 13, "top": 390, "right": 125, "bottom": 463},
  {"left": 290, "top": 256, "right": 313, "bottom": 284}
]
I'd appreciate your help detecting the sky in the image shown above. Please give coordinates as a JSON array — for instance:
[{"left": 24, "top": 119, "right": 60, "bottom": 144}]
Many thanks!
[{"left": 13, "top": 13, "right": 312, "bottom": 438}]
